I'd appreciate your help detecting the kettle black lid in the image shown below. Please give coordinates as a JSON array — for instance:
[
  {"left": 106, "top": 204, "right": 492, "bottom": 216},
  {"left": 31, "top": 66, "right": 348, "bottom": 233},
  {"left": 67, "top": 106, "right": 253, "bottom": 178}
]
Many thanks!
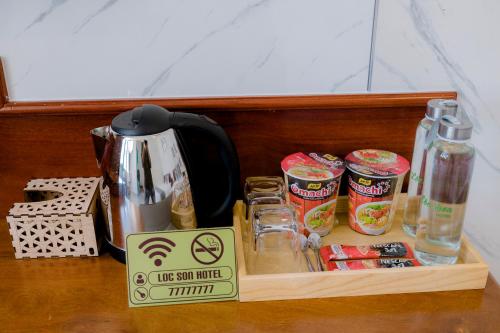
[{"left": 111, "top": 104, "right": 173, "bottom": 136}]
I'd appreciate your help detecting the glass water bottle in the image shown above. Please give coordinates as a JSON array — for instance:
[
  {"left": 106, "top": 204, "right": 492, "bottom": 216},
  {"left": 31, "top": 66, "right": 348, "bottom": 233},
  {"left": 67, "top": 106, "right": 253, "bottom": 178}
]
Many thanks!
[
  {"left": 415, "top": 115, "right": 475, "bottom": 265},
  {"left": 402, "top": 99, "right": 458, "bottom": 237}
]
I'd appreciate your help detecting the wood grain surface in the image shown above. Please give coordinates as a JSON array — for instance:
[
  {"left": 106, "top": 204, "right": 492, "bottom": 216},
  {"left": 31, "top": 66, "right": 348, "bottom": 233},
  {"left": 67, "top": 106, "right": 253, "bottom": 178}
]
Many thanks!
[{"left": 0, "top": 217, "right": 499, "bottom": 333}]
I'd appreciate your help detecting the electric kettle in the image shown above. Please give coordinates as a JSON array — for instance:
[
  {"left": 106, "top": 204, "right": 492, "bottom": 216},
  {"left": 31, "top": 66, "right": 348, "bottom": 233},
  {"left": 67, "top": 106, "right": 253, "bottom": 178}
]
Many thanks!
[{"left": 91, "top": 105, "right": 240, "bottom": 262}]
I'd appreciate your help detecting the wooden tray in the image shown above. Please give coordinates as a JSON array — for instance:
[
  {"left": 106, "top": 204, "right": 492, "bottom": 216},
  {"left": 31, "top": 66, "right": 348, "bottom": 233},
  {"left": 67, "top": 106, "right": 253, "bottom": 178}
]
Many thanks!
[{"left": 233, "top": 195, "right": 488, "bottom": 302}]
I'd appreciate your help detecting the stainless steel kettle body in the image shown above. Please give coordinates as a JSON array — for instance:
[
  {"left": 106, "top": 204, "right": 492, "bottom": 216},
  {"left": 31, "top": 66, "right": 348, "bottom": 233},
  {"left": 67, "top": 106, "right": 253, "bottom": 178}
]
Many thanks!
[
  {"left": 91, "top": 105, "right": 240, "bottom": 262},
  {"left": 92, "top": 126, "right": 189, "bottom": 251}
]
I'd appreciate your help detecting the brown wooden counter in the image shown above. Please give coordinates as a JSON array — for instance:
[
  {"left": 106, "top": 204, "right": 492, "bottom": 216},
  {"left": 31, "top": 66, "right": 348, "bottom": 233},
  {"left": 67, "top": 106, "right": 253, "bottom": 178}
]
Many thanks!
[{"left": 0, "top": 219, "right": 499, "bottom": 333}]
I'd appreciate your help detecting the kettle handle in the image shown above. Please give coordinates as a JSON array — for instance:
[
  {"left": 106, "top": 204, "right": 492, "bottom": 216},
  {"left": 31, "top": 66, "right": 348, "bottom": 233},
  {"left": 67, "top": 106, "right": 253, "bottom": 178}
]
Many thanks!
[{"left": 171, "top": 112, "right": 240, "bottom": 227}]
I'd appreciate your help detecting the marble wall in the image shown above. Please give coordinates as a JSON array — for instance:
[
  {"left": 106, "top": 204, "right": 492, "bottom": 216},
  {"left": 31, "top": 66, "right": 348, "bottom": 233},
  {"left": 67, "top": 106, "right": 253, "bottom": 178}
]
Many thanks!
[
  {"left": 0, "top": 0, "right": 375, "bottom": 100},
  {"left": 371, "top": 0, "right": 500, "bottom": 280},
  {"left": 1, "top": 1, "right": 499, "bottom": 279}
]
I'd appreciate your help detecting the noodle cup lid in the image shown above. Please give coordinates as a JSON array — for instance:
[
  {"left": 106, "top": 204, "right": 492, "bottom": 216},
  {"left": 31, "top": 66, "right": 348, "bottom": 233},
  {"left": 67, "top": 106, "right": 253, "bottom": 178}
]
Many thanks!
[
  {"left": 345, "top": 149, "right": 410, "bottom": 178},
  {"left": 281, "top": 152, "right": 345, "bottom": 180}
]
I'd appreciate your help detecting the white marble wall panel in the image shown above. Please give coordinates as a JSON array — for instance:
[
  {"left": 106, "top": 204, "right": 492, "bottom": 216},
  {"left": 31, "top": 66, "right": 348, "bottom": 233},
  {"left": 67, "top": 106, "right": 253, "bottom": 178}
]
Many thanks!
[
  {"left": 372, "top": 0, "right": 500, "bottom": 279},
  {"left": 0, "top": 0, "right": 375, "bottom": 100}
]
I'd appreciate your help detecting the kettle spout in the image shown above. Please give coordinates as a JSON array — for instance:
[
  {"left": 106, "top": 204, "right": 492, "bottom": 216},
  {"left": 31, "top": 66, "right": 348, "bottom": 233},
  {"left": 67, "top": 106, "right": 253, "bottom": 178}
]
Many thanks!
[{"left": 91, "top": 126, "right": 110, "bottom": 168}]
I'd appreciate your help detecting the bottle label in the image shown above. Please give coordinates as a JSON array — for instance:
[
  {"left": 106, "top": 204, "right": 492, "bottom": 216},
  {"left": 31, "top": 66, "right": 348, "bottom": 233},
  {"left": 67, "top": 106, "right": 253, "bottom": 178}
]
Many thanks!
[
  {"left": 421, "top": 195, "right": 453, "bottom": 218},
  {"left": 416, "top": 196, "right": 466, "bottom": 257},
  {"left": 409, "top": 171, "right": 422, "bottom": 184}
]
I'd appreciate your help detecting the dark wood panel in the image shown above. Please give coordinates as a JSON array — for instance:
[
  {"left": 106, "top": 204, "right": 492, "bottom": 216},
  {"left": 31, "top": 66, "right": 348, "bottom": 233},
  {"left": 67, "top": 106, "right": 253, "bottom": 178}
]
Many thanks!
[
  {"left": 0, "top": 114, "right": 110, "bottom": 215},
  {"left": 0, "top": 92, "right": 457, "bottom": 215},
  {"left": 221, "top": 106, "right": 424, "bottom": 192}
]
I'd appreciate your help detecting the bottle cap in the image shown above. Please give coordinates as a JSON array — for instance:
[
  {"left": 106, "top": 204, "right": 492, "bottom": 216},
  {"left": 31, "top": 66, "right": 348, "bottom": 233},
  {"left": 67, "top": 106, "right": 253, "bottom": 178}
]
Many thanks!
[
  {"left": 438, "top": 115, "right": 473, "bottom": 141},
  {"left": 426, "top": 99, "right": 458, "bottom": 120}
]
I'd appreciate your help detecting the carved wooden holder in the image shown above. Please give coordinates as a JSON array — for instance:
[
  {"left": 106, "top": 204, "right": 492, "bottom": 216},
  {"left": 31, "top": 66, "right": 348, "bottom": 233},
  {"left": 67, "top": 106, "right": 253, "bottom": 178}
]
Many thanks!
[{"left": 7, "top": 177, "right": 101, "bottom": 259}]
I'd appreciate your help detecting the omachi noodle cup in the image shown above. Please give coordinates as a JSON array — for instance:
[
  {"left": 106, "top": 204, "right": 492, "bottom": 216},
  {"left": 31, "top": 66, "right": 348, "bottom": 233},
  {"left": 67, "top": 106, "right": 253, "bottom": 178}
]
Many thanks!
[
  {"left": 345, "top": 149, "right": 410, "bottom": 235},
  {"left": 281, "top": 153, "right": 345, "bottom": 236}
]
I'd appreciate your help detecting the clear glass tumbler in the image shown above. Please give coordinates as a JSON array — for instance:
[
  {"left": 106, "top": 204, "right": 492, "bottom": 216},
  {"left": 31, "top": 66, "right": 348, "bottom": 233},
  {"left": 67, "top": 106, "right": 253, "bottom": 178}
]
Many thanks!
[
  {"left": 246, "top": 205, "right": 304, "bottom": 274},
  {"left": 244, "top": 176, "right": 286, "bottom": 202},
  {"left": 242, "top": 176, "right": 287, "bottom": 244},
  {"left": 243, "top": 198, "right": 285, "bottom": 243}
]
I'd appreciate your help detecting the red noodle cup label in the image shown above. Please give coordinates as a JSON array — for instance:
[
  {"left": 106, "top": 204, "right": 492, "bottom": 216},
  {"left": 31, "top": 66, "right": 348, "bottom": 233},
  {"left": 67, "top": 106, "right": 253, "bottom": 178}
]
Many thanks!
[
  {"left": 345, "top": 150, "right": 409, "bottom": 235},
  {"left": 346, "top": 170, "right": 401, "bottom": 236},
  {"left": 281, "top": 153, "right": 345, "bottom": 236}
]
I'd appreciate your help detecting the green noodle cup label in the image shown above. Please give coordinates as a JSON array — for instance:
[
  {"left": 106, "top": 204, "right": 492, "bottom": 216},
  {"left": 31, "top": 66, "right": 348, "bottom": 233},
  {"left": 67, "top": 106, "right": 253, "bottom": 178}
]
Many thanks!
[
  {"left": 281, "top": 152, "right": 345, "bottom": 236},
  {"left": 345, "top": 149, "right": 409, "bottom": 235}
]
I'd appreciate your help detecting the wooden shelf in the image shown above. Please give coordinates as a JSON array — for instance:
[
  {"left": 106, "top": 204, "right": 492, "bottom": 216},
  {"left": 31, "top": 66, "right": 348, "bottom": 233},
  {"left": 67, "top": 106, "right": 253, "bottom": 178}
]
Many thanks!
[{"left": 235, "top": 195, "right": 488, "bottom": 302}]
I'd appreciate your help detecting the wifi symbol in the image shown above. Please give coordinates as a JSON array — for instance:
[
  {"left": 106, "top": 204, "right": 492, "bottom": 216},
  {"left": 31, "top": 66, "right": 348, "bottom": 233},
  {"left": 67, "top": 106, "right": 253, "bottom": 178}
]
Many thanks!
[{"left": 138, "top": 237, "right": 176, "bottom": 267}]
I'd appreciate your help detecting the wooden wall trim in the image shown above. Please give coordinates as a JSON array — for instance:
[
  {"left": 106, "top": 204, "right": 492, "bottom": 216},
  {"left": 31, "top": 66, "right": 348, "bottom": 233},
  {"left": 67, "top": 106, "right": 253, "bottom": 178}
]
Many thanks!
[
  {"left": 0, "top": 92, "right": 456, "bottom": 116},
  {"left": 0, "top": 58, "right": 9, "bottom": 108}
]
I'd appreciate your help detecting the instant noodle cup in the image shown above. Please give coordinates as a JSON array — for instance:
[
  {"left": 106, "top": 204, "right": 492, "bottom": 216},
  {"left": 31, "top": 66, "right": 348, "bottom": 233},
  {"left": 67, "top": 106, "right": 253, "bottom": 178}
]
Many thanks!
[
  {"left": 281, "top": 153, "right": 345, "bottom": 236},
  {"left": 345, "top": 149, "right": 410, "bottom": 235}
]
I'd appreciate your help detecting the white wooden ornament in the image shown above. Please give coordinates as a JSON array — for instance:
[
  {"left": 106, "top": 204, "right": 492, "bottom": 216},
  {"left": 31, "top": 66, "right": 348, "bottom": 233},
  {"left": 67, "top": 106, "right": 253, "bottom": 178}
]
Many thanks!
[{"left": 6, "top": 177, "right": 101, "bottom": 259}]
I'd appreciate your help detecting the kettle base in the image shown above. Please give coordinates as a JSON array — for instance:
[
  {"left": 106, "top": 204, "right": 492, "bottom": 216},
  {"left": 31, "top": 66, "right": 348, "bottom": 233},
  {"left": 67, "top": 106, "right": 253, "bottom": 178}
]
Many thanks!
[{"left": 105, "top": 239, "right": 126, "bottom": 264}]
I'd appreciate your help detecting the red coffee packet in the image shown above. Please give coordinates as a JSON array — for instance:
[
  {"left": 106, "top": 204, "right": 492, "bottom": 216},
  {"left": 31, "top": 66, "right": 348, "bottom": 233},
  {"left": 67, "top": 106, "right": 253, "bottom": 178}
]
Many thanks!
[
  {"left": 327, "top": 258, "right": 420, "bottom": 271},
  {"left": 320, "top": 242, "right": 414, "bottom": 262}
]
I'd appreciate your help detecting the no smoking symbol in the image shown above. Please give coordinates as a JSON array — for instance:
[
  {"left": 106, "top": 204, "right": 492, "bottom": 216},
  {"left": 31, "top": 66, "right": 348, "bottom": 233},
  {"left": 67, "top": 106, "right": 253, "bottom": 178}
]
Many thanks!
[{"left": 191, "top": 232, "right": 224, "bottom": 265}]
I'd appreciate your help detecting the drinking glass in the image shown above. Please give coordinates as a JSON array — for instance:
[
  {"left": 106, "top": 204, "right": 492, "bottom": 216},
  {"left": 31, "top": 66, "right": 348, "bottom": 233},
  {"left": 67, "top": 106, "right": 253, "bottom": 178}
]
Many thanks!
[
  {"left": 246, "top": 205, "right": 304, "bottom": 274},
  {"left": 244, "top": 176, "right": 286, "bottom": 202},
  {"left": 243, "top": 197, "right": 286, "bottom": 241}
]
